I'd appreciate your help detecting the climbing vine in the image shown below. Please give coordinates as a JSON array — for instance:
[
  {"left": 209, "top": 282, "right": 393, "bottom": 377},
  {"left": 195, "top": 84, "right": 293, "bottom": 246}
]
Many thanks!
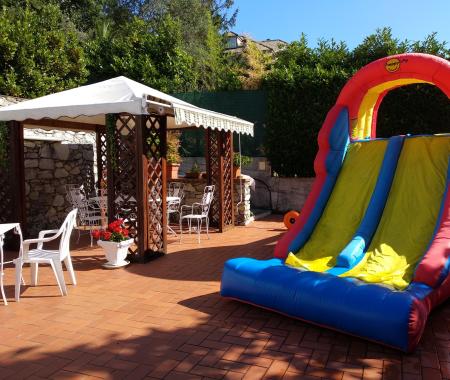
[{"left": 106, "top": 114, "right": 117, "bottom": 170}]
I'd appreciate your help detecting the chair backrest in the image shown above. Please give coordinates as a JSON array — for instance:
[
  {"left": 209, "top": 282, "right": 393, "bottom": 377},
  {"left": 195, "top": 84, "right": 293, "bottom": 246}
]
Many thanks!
[
  {"left": 59, "top": 209, "right": 78, "bottom": 259},
  {"left": 66, "top": 184, "right": 80, "bottom": 203},
  {"left": 200, "top": 185, "right": 215, "bottom": 216},
  {"left": 169, "top": 182, "right": 185, "bottom": 200},
  {"left": 67, "top": 187, "right": 92, "bottom": 221}
]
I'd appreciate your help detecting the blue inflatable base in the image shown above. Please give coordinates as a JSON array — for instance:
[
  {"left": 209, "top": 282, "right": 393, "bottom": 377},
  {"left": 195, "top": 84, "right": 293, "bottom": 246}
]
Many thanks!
[{"left": 220, "top": 258, "right": 432, "bottom": 352}]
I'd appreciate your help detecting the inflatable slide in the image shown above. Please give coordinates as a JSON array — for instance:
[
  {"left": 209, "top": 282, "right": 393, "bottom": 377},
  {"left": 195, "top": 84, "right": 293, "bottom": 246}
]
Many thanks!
[{"left": 221, "top": 53, "right": 450, "bottom": 352}]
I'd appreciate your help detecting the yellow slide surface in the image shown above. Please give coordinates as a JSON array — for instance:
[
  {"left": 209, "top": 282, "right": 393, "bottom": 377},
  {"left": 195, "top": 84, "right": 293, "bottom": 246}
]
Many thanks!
[
  {"left": 285, "top": 140, "right": 387, "bottom": 271},
  {"left": 342, "top": 136, "right": 450, "bottom": 290}
]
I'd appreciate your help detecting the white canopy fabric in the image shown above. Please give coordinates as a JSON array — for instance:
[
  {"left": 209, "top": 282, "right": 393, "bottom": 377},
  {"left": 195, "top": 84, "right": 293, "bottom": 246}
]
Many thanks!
[{"left": 0, "top": 76, "right": 254, "bottom": 136}]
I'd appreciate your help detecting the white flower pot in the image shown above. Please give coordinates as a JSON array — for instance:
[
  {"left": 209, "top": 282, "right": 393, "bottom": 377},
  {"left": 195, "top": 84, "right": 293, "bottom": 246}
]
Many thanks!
[{"left": 98, "top": 239, "right": 134, "bottom": 268}]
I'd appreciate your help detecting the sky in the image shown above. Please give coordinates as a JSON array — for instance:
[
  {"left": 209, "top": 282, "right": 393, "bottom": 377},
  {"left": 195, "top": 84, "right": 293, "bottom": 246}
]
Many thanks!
[{"left": 231, "top": 0, "right": 450, "bottom": 49}]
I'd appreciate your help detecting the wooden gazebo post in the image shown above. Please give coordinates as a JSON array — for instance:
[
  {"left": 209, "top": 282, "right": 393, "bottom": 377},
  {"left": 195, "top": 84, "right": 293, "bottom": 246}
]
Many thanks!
[
  {"left": 205, "top": 128, "right": 235, "bottom": 232},
  {"left": 106, "top": 113, "right": 167, "bottom": 262}
]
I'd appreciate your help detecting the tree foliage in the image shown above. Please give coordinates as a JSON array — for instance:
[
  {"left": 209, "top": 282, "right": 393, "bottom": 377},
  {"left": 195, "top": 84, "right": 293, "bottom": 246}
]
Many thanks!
[
  {"left": 0, "top": 3, "right": 88, "bottom": 97},
  {"left": 234, "top": 40, "right": 272, "bottom": 90},
  {"left": 86, "top": 15, "right": 197, "bottom": 93},
  {"left": 264, "top": 28, "right": 450, "bottom": 177},
  {"left": 0, "top": 0, "right": 240, "bottom": 97}
]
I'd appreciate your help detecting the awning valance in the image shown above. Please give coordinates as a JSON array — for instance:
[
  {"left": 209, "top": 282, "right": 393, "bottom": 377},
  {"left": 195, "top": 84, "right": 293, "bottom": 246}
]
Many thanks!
[{"left": 0, "top": 76, "right": 254, "bottom": 136}]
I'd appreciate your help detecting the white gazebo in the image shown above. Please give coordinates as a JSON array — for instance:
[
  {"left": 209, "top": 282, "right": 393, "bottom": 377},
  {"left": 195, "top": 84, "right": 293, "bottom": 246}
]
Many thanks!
[{"left": 0, "top": 76, "right": 253, "bottom": 261}]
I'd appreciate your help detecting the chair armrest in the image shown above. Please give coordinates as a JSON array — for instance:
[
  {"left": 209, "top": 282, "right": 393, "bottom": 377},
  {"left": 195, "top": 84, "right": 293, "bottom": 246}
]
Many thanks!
[
  {"left": 180, "top": 204, "right": 193, "bottom": 217},
  {"left": 38, "top": 229, "right": 59, "bottom": 239},
  {"left": 23, "top": 231, "right": 62, "bottom": 252},
  {"left": 191, "top": 202, "right": 203, "bottom": 214}
]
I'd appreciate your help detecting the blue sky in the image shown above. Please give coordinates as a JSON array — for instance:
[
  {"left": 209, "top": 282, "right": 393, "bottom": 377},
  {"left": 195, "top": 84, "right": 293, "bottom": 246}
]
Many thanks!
[{"left": 231, "top": 0, "right": 450, "bottom": 48}]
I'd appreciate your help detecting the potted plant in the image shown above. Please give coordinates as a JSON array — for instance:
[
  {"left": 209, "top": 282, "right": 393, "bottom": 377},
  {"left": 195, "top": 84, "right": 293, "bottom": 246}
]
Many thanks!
[
  {"left": 167, "top": 131, "right": 182, "bottom": 179},
  {"left": 92, "top": 219, "right": 134, "bottom": 268},
  {"left": 233, "top": 153, "right": 252, "bottom": 178},
  {"left": 185, "top": 161, "right": 202, "bottom": 179}
]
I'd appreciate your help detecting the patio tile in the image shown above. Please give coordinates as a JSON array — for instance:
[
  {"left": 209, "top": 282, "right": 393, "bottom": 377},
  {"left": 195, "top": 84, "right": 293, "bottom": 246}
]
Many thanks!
[{"left": 0, "top": 216, "right": 448, "bottom": 380}]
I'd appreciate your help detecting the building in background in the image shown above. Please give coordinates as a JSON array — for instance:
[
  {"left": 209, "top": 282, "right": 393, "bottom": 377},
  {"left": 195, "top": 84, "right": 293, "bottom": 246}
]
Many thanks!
[{"left": 224, "top": 31, "right": 287, "bottom": 55}]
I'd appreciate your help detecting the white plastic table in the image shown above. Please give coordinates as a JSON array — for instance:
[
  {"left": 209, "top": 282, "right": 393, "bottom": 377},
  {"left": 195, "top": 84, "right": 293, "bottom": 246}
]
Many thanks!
[{"left": 0, "top": 223, "right": 23, "bottom": 305}]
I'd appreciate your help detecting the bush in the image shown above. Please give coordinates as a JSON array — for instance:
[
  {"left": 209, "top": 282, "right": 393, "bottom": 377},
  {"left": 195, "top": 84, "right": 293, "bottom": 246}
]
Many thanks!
[{"left": 264, "top": 29, "right": 450, "bottom": 177}]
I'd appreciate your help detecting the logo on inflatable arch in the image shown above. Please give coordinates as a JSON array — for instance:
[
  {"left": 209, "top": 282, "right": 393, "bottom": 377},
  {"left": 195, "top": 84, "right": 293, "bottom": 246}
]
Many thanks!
[{"left": 385, "top": 57, "right": 408, "bottom": 73}]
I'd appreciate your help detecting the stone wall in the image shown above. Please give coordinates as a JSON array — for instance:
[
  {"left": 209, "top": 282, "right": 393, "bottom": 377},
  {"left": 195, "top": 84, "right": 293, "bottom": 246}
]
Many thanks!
[
  {"left": 24, "top": 129, "right": 96, "bottom": 236},
  {"left": 179, "top": 157, "right": 314, "bottom": 213},
  {"left": 171, "top": 177, "right": 253, "bottom": 226}
]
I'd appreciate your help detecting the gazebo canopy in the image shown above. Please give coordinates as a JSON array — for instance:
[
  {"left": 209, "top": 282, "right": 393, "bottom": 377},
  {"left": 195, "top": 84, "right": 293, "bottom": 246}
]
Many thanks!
[{"left": 0, "top": 76, "right": 254, "bottom": 136}]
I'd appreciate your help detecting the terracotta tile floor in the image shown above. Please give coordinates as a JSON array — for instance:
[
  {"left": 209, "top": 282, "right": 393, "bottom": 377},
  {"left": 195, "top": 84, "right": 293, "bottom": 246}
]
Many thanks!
[{"left": 0, "top": 216, "right": 449, "bottom": 380}]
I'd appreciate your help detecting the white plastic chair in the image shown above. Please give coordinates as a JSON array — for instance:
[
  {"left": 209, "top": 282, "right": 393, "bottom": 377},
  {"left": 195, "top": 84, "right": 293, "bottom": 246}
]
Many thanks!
[
  {"left": 180, "top": 185, "right": 214, "bottom": 243},
  {"left": 14, "top": 209, "right": 78, "bottom": 301}
]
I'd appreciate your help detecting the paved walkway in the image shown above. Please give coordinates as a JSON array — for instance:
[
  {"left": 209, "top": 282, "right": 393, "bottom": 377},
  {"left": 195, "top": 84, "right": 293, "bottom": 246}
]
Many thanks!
[{"left": 0, "top": 216, "right": 449, "bottom": 379}]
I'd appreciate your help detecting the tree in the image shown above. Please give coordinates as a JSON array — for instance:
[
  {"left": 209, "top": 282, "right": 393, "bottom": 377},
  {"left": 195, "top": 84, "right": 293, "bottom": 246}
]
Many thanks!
[
  {"left": 201, "top": 0, "right": 237, "bottom": 30},
  {"left": 0, "top": 3, "right": 88, "bottom": 97},
  {"left": 235, "top": 39, "right": 271, "bottom": 90},
  {"left": 351, "top": 27, "right": 409, "bottom": 68},
  {"left": 136, "top": 0, "right": 239, "bottom": 90},
  {"left": 86, "top": 15, "right": 197, "bottom": 93}
]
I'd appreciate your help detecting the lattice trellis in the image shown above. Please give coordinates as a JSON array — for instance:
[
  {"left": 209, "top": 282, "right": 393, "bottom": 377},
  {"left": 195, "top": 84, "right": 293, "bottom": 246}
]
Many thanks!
[
  {"left": 205, "top": 129, "right": 234, "bottom": 231},
  {"left": 222, "top": 131, "right": 234, "bottom": 227},
  {"left": 206, "top": 129, "right": 221, "bottom": 226},
  {"left": 106, "top": 113, "right": 167, "bottom": 261},
  {"left": 96, "top": 127, "right": 107, "bottom": 193},
  {"left": 0, "top": 121, "right": 25, "bottom": 246},
  {"left": 107, "top": 114, "right": 139, "bottom": 255},
  {"left": 143, "top": 115, "right": 167, "bottom": 254}
]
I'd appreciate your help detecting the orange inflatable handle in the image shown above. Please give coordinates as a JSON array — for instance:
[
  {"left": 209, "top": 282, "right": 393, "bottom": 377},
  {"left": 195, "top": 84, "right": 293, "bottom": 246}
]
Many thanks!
[{"left": 283, "top": 210, "right": 300, "bottom": 229}]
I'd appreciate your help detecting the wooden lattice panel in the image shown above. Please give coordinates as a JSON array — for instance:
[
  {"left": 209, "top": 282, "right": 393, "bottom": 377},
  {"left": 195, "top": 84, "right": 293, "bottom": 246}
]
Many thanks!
[
  {"left": 222, "top": 131, "right": 234, "bottom": 227},
  {"left": 106, "top": 114, "right": 167, "bottom": 261},
  {"left": 0, "top": 125, "right": 15, "bottom": 223},
  {"left": 0, "top": 122, "right": 25, "bottom": 245},
  {"left": 143, "top": 115, "right": 167, "bottom": 254},
  {"left": 107, "top": 114, "right": 139, "bottom": 255},
  {"left": 205, "top": 129, "right": 234, "bottom": 231},
  {"left": 206, "top": 129, "right": 221, "bottom": 226},
  {"left": 96, "top": 127, "right": 107, "bottom": 192}
]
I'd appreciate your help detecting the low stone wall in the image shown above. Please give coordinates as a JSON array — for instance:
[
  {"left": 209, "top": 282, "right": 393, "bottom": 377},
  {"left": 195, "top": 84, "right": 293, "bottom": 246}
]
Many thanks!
[
  {"left": 24, "top": 138, "right": 95, "bottom": 236},
  {"left": 179, "top": 157, "right": 314, "bottom": 213},
  {"left": 171, "top": 177, "right": 253, "bottom": 226}
]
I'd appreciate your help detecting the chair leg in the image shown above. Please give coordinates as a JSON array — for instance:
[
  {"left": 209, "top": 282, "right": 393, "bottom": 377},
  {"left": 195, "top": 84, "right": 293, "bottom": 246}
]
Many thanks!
[
  {"left": 197, "top": 219, "right": 201, "bottom": 244},
  {"left": 206, "top": 217, "right": 210, "bottom": 239},
  {"left": 50, "top": 260, "right": 68, "bottom": 296},
  {"left": 14, "top": 260, "right": 23, "bottom": 302},
  {"left": 1, "top": 270, "right": 7, "bottom": 306},
  {"left": 64, "top": 255, "right": 77, "bottom": 286},
  {"left": 30, "top": 262, "right": 39, "bottom": 286},
  {"left": 179, "top": 217, "right": 183, "bottom": 243}
]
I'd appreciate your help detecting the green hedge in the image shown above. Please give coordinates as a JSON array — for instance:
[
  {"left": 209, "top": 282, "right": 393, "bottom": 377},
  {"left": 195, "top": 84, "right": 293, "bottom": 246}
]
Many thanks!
[
  {"left": 264, "top": 29, "right": 450, "bottom": 177},
  {"left": 264, "top": 67, "right": 347, "bottom": 177}
]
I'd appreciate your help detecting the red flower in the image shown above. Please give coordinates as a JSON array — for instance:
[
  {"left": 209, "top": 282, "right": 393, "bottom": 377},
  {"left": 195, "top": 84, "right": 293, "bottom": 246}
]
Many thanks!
[
  {"left": 122, "top": 229, "right": 129, "bottom": 237},
  {"left": 92, "top": 230, "right": 101, "bottom": 240},
  {"left": 108, "top": 219, "right": 124, "bottom": 232},
  {"left": 103, "top": 231, "right": 112, "bottom": 241}
]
